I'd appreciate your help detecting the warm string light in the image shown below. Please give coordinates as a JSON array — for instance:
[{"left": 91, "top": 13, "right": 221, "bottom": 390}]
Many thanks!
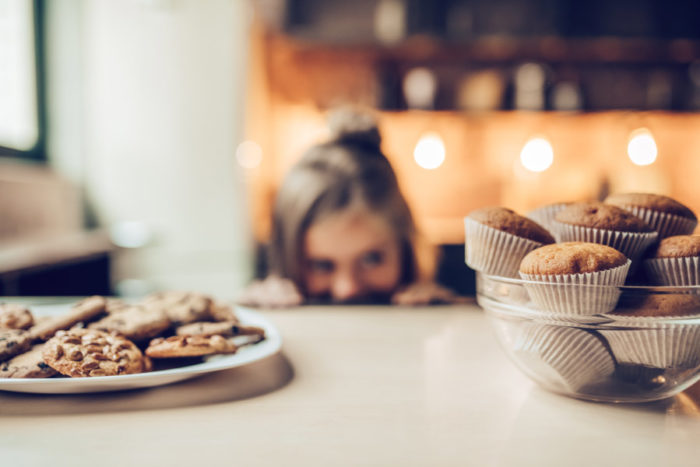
[
  {"left": 519, "top": 137, "right": 554, "bottom": 173},
  {"left": 413, "top": 132, "right": 445, "bottom": 170},
  {"left": 627, "top": 128, "right": 657, "bottom": 166},
  {"left": 236, "top": 140, "right": 263, "bottom": 169},
  {"left": 514, "top": 127, "right": 657, "bottom": 174}
]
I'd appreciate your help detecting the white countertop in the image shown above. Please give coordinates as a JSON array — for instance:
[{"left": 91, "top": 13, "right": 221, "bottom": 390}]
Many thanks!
[{"left": 2, "top": 302, "right": 700, "bottom": 466}]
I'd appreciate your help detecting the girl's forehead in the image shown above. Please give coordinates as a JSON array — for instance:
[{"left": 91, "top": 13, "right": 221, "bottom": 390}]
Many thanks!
[
  {"left": 304, "top": 208, "right": 399, "bottom": 259},
  {"left": 312, "top": 204, "right": 392, "bottom": 232}
]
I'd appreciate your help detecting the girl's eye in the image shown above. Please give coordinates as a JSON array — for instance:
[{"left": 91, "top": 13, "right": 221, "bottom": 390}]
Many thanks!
[
  {"left": 308, "top": 260, "right": 334, "bottom": 274},
  {"left": 361, "top": 251, "right": 384, "bottom": 267}
]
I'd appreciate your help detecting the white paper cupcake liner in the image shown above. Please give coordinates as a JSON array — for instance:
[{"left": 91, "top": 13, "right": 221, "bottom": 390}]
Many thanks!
[
  {"left": 526, "top": 203, "right": 569, "bottom": 235},
  {"left": 520, "top": 260, "right": 631, "bottom": 316},
  {"left": 513, "top": 324, "right": 615, "bottom": 392},
  {"left": 643, "top": 256, "right": 700, "bottom": 286},
  {"left": 464, "top": 218, "right": 547, "bottom": 278},
  {"left": 551, "top": 221, "right": 658, "bottom": 261},
  {"left": 600, "top": 322, "right": 700, "bottom": 369},
  {"left": 615, "top": 205, "right": 697, "bottom": 239}
]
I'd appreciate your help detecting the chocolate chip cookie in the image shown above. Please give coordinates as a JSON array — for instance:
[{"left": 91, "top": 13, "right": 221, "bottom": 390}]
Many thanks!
[
  {"left": 30, "top": 296, "right": 107, "bottom": 341},
  {"left": 176, "top": 321, "right": 265, "bottom": 340},
  {"left": 42, "top": 328, "right": 145, "bottom": 377},
  {"left": 142, "top": 291, "right": 213, "bottom": 325},
  {"left": 88, "top": 304, "right": 170, "bottom": 341},
  {"left": 0, "top": 304, "right": 34, "bottom": 330},
  {"left": 210, "top": 302, "right": 240, "bottom": 323},
  {"left": 0, "top": 329, "right": 33, "bottom": 362},
  {"left": 0, "top": 344, "right": 58, "bottom": 378},
  {"left": 145, "top": 334, "right": 237, "bottom": 358}
]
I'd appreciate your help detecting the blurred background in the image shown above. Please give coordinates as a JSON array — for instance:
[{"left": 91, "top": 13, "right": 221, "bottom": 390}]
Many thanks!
[{"left": 2, "top": 0, "right": 700, "bottom": 298}]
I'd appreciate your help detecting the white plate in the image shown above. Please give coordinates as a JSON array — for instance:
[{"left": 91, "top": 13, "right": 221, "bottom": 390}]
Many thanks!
[{"left": 0, "top": 305, "right": 282, "bottom": 394}]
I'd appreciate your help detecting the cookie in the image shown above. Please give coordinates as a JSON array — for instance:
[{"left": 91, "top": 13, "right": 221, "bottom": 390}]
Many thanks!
[
  {"left": 0, "top": 329, "right": 33, "bottom": 362},
  {"left": 142, "top": 355, "right": 154, "bottom": 372},
  {"left": 30, "top": 296, "right": 107, "bottom": 341},
  {"left": 0, "top": 304, "right": 34, "bottom": 330},
  {"left": 42, "top": 328, "right": 145, "bottom": 377},
  {"left": 104, "top": 298, "right": 132, "bottom": 314},
  {"left": 142, "top": 291, "right": 213, "bottom": 325},
  {"left": 176, "top": 321, "right": 265, "bottom": 339},
  {"left": 0, "top": 344, "right": 58, "bottom": 378},
  {"left": 145, "top": 334, "right": 237, "bottom": 358},
  {"left": 210, "top": 302, "right": 240, "bottom": 323},
  {"left": 88, "top": 304, "right": 170, "bottom": 341}
]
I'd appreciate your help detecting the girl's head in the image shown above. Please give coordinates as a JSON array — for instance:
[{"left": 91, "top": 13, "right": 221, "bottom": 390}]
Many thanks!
[{"left": 269, "top": 109, "right": 431, "bottom": 303}]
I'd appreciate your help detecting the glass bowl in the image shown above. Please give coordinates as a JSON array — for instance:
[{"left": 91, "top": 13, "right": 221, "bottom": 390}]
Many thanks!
[{"left": 477, "top": 272, "right": 700, "bottom": 403}]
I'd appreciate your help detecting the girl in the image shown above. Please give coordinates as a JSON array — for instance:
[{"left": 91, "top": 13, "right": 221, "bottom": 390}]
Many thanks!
[{"left": 238, "top": 109, "right": 461, "bottom": 306}]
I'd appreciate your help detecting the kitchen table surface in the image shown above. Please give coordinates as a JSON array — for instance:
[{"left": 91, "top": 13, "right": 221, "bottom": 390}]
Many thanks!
[{"left": 2, "top": 301, "right": 700, "bottom": 466}]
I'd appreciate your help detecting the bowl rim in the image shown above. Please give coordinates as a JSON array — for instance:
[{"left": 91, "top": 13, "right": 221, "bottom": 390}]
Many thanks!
[
  {"left": 476, "top": 272, "right": 700, "bottom": 325},
  {"left": 477, "top": 271, "right": 700, "bottom": 291}
]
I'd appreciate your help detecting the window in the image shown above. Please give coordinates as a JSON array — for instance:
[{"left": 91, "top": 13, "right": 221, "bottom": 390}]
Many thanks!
[{"left": 0, "top": 0, "right": 43, "bottom": 159}]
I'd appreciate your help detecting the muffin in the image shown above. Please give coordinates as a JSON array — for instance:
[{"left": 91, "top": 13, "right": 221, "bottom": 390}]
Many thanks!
[
  {"left": 465, "top": 207, "right": 555, "bottom": 278},
  {"left": 519, "top": 242, "right": 631, "bottom": 315},
  {"left": 526, "top": 202, "right": 572, "bottom": 234},
  {"left": 604, "top": 193, "right": 697, "bottom": 239},
  {"left": 552, "top": 202, "right": 658, "bottom": 261},
  {"left": 612, "top": 293, "right": 700, "bottom": 318},
  {"left": 601, "top": 294, "right": 700, "bottom": 374},
  {"left": 643, "top": 235, "right": 700, "bottom": 286},
  {"left": 513, "top": 323, "right": 615, "bottom": 393}
]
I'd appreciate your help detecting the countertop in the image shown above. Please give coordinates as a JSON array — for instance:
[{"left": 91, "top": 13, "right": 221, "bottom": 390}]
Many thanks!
[{"left": 2, "top": 302, "right": 700, "bottom": 466}]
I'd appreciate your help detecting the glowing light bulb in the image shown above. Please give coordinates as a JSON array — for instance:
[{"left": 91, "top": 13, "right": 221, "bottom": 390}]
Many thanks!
[
  {"left": 403, "top": 68, "right": 438, "bottom": 109},
  {"left": 109, "top": 221, "right": 152, "bottom": 248},
  {"left": 520, "top": 137, "right": 554, "bottom": 172},
  {"left": 413, "top": 133, "right": 446, "bottom": 170},
  {"left": 236, "top": 140, "right": 263, "bottom": 169},
  {"left": 627, "top": 128, "right": 657, "bottom": 166}
]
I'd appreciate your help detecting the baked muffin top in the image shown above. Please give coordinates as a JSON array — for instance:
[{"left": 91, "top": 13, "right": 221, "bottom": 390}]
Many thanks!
[
  {"left": 612, "top": 294, "right": 700, "bottom": 318},
  {"left": 605, "top": 193, "right": 697, "bottom": 221},
  {"left": 468, "top": 207, "right": 555, "bottom": 244},
  {"left": 555, "top": 202, "right": 653, "bottom": 233},
  {"left": 650, "top": 235, "right": 700, "bottom": 258},
  {"left": 520, "top": 242, "right": 628, "bottom": 275}
]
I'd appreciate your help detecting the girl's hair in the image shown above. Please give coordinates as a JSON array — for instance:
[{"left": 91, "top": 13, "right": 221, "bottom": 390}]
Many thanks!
[{"left": 268, "top": 108, "right": 434, "bottom": 291}]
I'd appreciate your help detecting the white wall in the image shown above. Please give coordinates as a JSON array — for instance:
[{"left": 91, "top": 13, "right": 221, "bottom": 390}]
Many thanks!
[{"left": 46, "top": 0, "right": 254, "bottom": 299}]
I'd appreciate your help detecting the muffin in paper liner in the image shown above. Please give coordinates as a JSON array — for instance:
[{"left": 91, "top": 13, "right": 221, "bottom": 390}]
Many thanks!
[
  {"left": 644, "top": 257, "right": 700, "bottom": 286},
  {"left": 464, "top": 218, "right": 546, "bottom": 278},
  {"left": 599, "top": 320, "right": 700, "bottom": 371},
  {"left": 526, "top": 203, "right": 570, "bottom": 235},
  {"left": 612, "top": 205, "right": 697, "bottom": 240},
  {"left": 551, "top": 222, "right": 658, "bottom": 261},
  {"left": 519, "top": 260, "right": 631, "bottom": 316},
  {"left": 512, "top": 323, "right": 615, "bottom": 392}
]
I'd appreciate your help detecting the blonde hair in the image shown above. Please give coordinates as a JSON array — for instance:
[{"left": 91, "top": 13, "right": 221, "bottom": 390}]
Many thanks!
[{"left": 268, "top": 109, "right": 435, "bottom": 292}]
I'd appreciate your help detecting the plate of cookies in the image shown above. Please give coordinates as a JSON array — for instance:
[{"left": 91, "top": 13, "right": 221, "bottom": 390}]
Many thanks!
[{"left": 0, "top": 292, "right": 281, "bottom": 394}]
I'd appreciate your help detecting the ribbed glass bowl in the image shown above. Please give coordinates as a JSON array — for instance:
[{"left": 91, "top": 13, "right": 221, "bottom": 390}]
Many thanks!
[{"left": 477, "top": 272, "right": 700, "bottom": 403}]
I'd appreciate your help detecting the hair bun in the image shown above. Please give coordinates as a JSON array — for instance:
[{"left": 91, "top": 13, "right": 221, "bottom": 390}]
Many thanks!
[{"left": 327, "top": 107, "right": 381, "bottom": 151}]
